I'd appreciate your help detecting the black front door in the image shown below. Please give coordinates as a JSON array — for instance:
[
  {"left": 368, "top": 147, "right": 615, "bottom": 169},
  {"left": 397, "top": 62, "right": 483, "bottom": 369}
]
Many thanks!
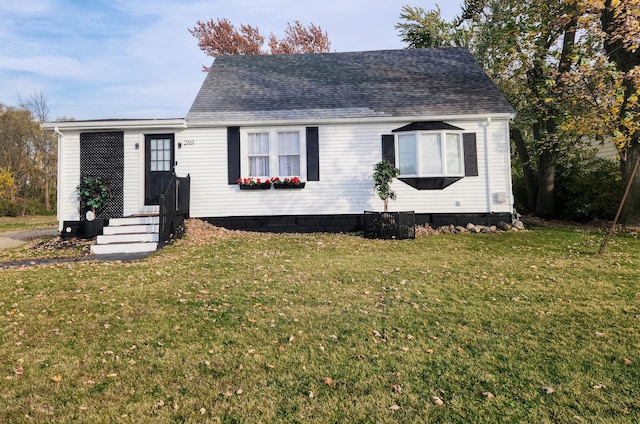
[{"left": 145, "top": 134, "right": 175, "bottom": 205}]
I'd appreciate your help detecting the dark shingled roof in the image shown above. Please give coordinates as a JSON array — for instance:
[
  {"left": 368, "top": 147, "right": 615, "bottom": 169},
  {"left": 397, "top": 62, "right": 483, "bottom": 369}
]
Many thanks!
[{"left": 186, "top": 47, "right": 514, "bottom": 123}]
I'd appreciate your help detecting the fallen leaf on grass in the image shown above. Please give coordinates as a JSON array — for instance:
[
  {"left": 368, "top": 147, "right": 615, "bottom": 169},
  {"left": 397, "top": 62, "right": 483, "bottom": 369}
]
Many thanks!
[
  {"left": 199, "top": 408, "right": 207, "bottom": 415},
  {"left": 13, "top": 365, "right": 23, "bottom": 375},
  {"left": 592, "top": 384, "right": 605, "bottom": 389},
  {"left": 541, "top": 386, "right": 554, "bottom": 394},
  {"left": 400, "top": 347, "right": 409, "bottom": 352},
  {"left": 389, "top": 404, "right": 401, "bottom": 410},
  {"left": 51, "top": 375, "right": 62, "bottom": 382},
  {"left": 482, "top": 391, "right": 495, "bottom": 399},
  {"left": 390, "top": 384, "right": 402, "bottom": 393},
  {"left": 624, "top": 358, "right": 632, "bottom": 365},
  {"left": 425, "top": 349, "right": 434, "bottom": 354},
  {"left": 432, "top": 396, "right": 445, "bottom": 406},
  {"left": 323, "top": 377, "right": 334, "bottom": 386},
  {"left": 236, "top": 388, "right": 243, "bottom": 395}
]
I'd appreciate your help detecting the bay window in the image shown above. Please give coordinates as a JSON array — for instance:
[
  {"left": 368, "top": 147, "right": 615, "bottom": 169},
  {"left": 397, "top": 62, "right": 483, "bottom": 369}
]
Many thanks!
[{"left": 396, "top": 131, "right": 464, "bottom": 177}]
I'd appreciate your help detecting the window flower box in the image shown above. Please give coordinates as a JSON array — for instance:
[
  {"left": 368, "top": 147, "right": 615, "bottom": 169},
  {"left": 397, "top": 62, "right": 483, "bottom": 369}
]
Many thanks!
[
  {"left": 272, "top": 176, "right": 305, "bottom": 189},
  {"left": 238, "top": 177, "right": 271, "bottom": 190}
]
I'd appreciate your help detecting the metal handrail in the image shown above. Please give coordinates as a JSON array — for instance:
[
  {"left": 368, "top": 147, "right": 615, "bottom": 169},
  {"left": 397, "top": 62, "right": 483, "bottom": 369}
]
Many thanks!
[{"left": 158, "top": 173, "right": 190, "bottom": 248}]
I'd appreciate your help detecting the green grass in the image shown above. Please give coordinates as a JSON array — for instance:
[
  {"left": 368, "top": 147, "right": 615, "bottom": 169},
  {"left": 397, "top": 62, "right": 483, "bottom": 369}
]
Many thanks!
[
  {"left": 0, "top": 215, "right": 57, "bottom": 233},
  {"left": 1, "top": 225, "right": 639, "bottom": 423}
]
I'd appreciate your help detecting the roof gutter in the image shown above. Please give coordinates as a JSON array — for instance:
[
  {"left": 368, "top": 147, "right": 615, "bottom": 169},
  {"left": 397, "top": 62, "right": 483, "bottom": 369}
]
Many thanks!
[
  {"left": 41, "top": 118, "right": 187, "bottom": 131},
  {"left": 185, "top": 113, "right": 515, "bottom": 128}
]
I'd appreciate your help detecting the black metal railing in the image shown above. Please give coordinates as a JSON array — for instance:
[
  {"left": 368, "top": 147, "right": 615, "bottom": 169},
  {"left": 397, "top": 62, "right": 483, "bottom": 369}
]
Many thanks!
[
  {"left": 363, "top": 211, "right": 416, "bottom": 240},
  {"left": 158, "top": 174, "right": 191, "bottom": 248}
]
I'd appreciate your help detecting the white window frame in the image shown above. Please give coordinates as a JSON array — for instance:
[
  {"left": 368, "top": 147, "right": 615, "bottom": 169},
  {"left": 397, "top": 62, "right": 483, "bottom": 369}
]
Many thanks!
[
  {"left": 395, "top": 130, "right": 464, "bottom": 177},
  {"left": 241, "top": 127, "right": 307, "bottom": 180}
]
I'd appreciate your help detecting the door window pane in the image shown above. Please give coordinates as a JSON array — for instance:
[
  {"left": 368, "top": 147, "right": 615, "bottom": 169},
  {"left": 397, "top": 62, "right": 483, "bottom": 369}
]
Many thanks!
[{"left": 150, "top": 138, "right": 172, "bottom": 172}]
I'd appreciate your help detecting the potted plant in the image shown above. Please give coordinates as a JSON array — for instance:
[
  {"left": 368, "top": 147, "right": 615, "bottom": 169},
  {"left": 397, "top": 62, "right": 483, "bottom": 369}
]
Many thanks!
[
  {"left": 237, "top": 177, "right": 272, "bottom": 190},
  {"left": 77, "top": 176, "right": 112, "bottom": 237},
  {"left": 272, "top": 176, "right": 305, "bottom": 189},
  {"left": 365, "top": 160, "right": 415, "bottom": 239}
]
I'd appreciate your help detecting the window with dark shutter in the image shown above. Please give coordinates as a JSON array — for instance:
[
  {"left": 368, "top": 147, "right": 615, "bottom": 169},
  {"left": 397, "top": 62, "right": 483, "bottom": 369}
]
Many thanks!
[
  {"left": 463, "top": 133, "right": 478, "bottom": 177},
  {"left": 382, "top": 134, "right": 395, "bottom": 164},
  {"left": 306, "top": 127, "right": 319, "bottom": 181},
  {"left": 227, "top": 126, "right": 241, "bottom": 184}
]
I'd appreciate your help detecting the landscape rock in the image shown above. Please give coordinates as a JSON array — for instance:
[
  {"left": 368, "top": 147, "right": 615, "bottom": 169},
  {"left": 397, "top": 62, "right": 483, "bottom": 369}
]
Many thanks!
[
  {"left": 513, "top": 220, "right": 526, "bottom": 230},
  {"left": 497, "top": 221, "right": 511, "bottom": 231}
]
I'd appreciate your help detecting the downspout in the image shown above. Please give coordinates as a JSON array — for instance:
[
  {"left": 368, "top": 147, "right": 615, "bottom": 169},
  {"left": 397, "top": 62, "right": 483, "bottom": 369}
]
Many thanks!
[
  {"left": 54, "top": 127, "right": 64, "bottom": 232},
  {"left": 505, "top": 121, "right": 515, "bottom": 220},
  {"left": 482, "top": 117, "right": 493, "bottom": 213}
]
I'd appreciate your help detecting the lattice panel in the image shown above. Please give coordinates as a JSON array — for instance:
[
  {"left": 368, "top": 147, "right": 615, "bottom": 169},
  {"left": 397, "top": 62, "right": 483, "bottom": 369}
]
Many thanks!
[{"left": 80, "top": 132, "right": 124, "bottom": 220}]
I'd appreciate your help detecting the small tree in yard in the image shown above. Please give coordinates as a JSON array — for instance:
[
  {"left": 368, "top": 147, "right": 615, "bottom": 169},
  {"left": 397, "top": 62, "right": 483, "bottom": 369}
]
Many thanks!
[{"left": 373, "top": 160, "right": 400, "bottom": 212}]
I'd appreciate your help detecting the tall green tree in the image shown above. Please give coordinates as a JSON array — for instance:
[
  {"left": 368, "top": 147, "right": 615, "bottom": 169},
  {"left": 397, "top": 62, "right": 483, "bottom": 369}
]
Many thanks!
[
  {"left": 397, "top": 0, "right": 597, "bottom": 218},
  {"left": 395, "top": 5, "right": 470, "bottom": 48}
]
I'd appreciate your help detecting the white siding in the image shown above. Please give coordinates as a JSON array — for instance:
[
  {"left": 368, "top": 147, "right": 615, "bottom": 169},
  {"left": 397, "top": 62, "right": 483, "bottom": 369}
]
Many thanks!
[
  {"left": 176, "top": 119, "right": 513, "bottom": 218},
  {"left": 122, "top": 132, "right": 142, "bottom": 217},
  {"left": 58, "top": 132, "right": 81, "bottom": 228},
  {"left": 57, "top": 118, "right": 513, "bottom": 227}
]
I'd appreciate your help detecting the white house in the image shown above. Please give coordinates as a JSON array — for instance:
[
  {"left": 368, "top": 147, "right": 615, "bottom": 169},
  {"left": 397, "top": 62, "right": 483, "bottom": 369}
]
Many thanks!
[{"left": 44, "top": 47, "right": 515, "bottom": 253}]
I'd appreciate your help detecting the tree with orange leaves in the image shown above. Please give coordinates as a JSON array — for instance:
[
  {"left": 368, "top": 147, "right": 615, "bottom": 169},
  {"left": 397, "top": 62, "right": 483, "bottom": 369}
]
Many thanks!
[{"left": 189, "top": 19, "right": 331, "bottom": 70}]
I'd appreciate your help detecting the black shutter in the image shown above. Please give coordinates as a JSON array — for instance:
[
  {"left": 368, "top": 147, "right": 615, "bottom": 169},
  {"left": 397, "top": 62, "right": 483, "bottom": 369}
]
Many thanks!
[
  {"left": 227, "top": 127, "right": 241, "bottom": 185},
  {"left": 382, "top": 134, "right": 395, "bottom": 164},
  {"left": 306, "top": 127, "right": 319, "bottom": 181},
  {"left": 463, "top": 133, "right": 478, "bottom": 177}
]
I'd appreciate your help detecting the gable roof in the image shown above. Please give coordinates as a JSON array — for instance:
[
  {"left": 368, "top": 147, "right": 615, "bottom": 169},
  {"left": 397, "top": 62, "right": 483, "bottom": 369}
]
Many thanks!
[{"left": 186, "top": 47, "right": 514, "bottom": 124}]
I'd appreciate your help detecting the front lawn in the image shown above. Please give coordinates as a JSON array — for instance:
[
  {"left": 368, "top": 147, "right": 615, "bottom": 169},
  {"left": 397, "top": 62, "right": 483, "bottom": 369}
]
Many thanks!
[
  {"left": 0, "top": 215, "right": 57, "bottom": 233},
  {"left": 0, "top": 222, "right": 638, "bottom": 422}
]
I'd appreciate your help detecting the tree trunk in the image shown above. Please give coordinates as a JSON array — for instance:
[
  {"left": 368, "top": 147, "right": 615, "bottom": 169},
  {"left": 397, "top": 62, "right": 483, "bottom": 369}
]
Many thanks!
[
  {"left": 44, "top": 178, "right": 51, "bottom": 211},
  {"left": 511, "top": 127, "right": 537, "bottom": 212},
  {"left": 600, "top": 0, "right": 640, "bottom": 225},
  {"left": 535, "top": 149, "right": 557, "bottom": 218},
  {"left": 619, "top": 138, "right": 640, "bottom": 225}
]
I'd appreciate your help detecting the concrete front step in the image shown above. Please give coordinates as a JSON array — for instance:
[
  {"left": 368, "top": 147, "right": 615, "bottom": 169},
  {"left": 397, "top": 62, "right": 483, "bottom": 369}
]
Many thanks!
[
  {"left": 102, "top": 224, "right": 159, "bottom": 235},
  {"left": 91, "top": 215, "right": 161, "bottom": 255},
  {"left": 91, "top": 242, "right": 158, "bottom": 255},
  {"left": 109, "top": 216, "right": 159, "bottom": 226},
  {"left": 97, "top": 232, "right": 159, "bottom": 245}
]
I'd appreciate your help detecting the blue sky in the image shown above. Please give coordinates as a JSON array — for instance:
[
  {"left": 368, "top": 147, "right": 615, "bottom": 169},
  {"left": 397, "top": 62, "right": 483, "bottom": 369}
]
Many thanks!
[{"left": 0, "top": 0, "right": 461, "bottom": 120}]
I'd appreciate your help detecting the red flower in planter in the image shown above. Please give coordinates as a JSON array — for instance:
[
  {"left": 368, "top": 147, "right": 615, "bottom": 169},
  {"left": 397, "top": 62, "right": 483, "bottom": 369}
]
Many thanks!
[
  {"left": 273, "top": 176, "right": 303, "bottom": 187},
  {"left": 238, "top": 177, "right": 272, "bottom": 187}
]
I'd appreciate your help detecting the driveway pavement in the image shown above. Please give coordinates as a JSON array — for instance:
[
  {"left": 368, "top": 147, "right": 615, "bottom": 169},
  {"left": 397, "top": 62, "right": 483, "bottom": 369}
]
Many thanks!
[{"left": 0, "top": 228, "right": 59, "bottom": 250}]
